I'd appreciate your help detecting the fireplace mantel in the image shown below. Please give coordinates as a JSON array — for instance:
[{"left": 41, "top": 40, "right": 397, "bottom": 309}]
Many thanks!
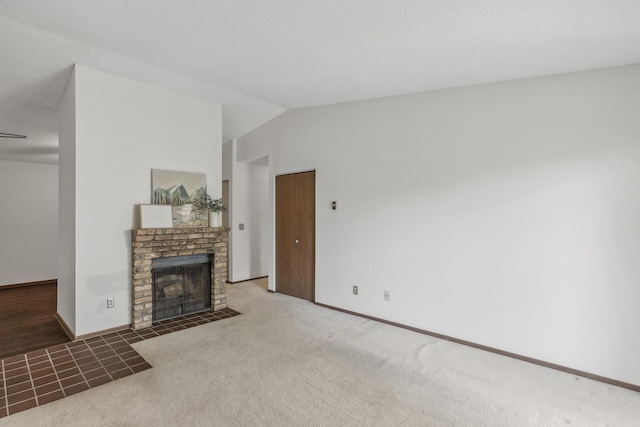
[{"left": 131, "top": 227, "right": 229, "bottom": 330}]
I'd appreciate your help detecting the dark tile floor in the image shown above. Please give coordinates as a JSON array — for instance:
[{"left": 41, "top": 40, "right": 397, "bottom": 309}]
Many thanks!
[{"left": 0, "top": 308, "right": 240, "bottom": 419}]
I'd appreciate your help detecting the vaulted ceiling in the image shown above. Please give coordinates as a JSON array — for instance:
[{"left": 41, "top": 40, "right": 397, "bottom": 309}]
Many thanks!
[{"left": 1, "top": 0, "right": 640, "bottom": 164}]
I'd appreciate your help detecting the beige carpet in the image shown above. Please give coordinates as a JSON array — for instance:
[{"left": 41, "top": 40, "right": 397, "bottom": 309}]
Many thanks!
[{"left": 2, "top": 279, "right": 639, "bottom": 426}]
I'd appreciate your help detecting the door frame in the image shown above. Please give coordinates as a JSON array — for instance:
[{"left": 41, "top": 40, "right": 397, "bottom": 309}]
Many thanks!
[
  {"left": 272, "top": 169, "right": 316, "bottom": 300},
  {"left": 221, "top": 179, "right": 230, "bottom": 281}
]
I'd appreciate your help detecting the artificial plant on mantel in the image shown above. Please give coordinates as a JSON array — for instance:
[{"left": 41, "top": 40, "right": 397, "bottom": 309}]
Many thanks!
[{"left": 192, "top": 193, "right": 227, "bottom": 227}]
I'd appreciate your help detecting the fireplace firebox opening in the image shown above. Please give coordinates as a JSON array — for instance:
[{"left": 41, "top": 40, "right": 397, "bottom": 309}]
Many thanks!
[{"left": 151, "top": 254, "right": 211, "bottom": 321}]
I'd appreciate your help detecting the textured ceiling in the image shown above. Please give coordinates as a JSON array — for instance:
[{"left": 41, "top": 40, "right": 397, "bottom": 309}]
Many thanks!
[{"left": 1, "top": 0, "right": 640, "bottom": 164}]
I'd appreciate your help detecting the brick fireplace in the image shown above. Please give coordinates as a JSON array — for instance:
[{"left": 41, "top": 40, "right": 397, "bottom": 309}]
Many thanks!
[{"left": 130, "top": 227, "right": 229, "bottom": 330}]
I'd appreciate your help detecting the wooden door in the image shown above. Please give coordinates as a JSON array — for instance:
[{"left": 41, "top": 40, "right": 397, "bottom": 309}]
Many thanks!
[{"left": 276, "top": 171, "right": 315, "bottom": 301}]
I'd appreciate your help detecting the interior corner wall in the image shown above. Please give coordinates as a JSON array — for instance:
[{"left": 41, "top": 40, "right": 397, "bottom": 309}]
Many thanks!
[
  {"left": 238, "top": 64, "right": 640, "bottom": 387},
  {"left": 231, "top": 160, "right": 269, "bottom": 282},
  {"left": 222, "top": 140, "right": 234, "bottom": 280},
  {"left": 60, "top": 64, "right": 221, "bottom": 336},
  {"left": 57, "top": 66, "right": 77, "bottom": 332},
  {"left": 251, "top": 163, "right": 270, "bottom": 277},
  {"left": 222, "top": 140, "right": 232, "bottom": 181},
  {"left": 0, "top": 160, "right": 58, "bottom": 286},
  {"left": 224, "top": 139, "right": 269, "bottom": 282}
]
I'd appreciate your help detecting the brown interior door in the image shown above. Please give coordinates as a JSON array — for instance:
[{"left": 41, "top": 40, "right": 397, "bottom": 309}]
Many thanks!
[{"left": 275, "top": 171, "right": 315, "bottom": 301}]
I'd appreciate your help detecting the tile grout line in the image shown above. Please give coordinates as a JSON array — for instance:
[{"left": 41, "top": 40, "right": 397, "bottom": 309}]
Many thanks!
[
  {"left": 25, "top": 354, "right": 39, "bottom": 407},
  {"left": 112, "top": 340, "right": 133, "bottom": 366},
  {"left": 6, "top": 355, "right": 24, "bottom": 413},
  {"left": 47, "top": 347, "right": 69, "bottom": 399},
  {"left": 4, "top": 355, "right": 29, "bottom": 414},
  {"left": 69, "top": 341, "right": 91, "bottom": 390},
  {"left": 29, "top": 352, "right": 60, "bottom": 404},
  {"left": 109, "top": 340, "right": 134, "bottom": 377},
  {"left": 1, "top": 359, "right": 6, "bottom": 414},
  {"left": 86, "top": 339, "right": 114, "bottom": 383}
]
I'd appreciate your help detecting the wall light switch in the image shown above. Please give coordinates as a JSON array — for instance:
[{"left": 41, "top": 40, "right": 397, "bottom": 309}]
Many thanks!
[
  {"left": 239, "top": 223, "right": 245, "bottom": 230},
  {"left": 107, "top": 297, "right": 115, "bottom": 308}
]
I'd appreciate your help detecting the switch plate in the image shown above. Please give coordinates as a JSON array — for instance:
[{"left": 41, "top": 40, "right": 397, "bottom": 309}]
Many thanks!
[
  {"left": 107, "top": 297, "right": 115, "bottom": 308},
  {"left": 239, "top": 223, "right": 245, "bottom": 230},
  {"left": 384, "top": 290, "right": 390, "bottom": 301},
  {"left": 353, "top": 285, "right": 358, "bottom": 295}
]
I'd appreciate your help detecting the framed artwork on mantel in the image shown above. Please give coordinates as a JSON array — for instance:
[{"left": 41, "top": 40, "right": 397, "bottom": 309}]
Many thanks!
[{"left": 151, "top": 169, "right": 207, "bottom": 227}]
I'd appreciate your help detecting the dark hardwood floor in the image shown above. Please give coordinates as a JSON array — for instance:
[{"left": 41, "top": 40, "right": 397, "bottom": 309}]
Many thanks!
[{"left": 0, "top": 280, "right": 70, "bottom": 360}]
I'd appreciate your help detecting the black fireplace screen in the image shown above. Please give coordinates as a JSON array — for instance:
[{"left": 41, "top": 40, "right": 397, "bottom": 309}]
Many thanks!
[{"left": 151, "top": 254, "right": 211, "bottom": 321}]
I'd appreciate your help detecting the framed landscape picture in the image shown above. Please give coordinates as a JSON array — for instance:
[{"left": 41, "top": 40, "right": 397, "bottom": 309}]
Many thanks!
[{"left": 151, "top": 169, "right": 207, "bottom": 227}]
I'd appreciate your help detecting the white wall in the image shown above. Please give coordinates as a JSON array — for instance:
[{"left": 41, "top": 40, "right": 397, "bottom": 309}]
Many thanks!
[
  {"left": 58, "top": 64, "right": 222, "bottom": 336},
  {"left": 238, "top": 64, "right": 640, "bottom": 387},
  {"left": 223, "top": 140, "right": 269, "bottom": 282},
  {"left": 0, "top": 160, "right": 58, "bottom": 286}
]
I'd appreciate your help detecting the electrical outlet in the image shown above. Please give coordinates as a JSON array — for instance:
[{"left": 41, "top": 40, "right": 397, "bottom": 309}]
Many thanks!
[
  {"left": 353, "top": 285, "right": 358, "bottom": 295},
  {"left": 384, "top": 290, "right": 390, "bottom": 301},
  {"left": 107, "top": 297, "right": 115, "bottom": 309}
]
